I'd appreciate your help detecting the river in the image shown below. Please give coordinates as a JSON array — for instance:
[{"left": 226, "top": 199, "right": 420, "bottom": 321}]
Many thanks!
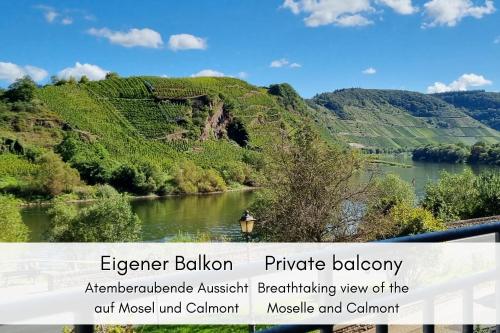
[{"left": 21, "top": 157, "right": 496, "bottom": 242}]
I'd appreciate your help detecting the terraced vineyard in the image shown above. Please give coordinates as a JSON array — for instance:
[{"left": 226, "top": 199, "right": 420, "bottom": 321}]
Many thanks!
[
  {"left": 308, "top": 88, "right": 500, "bottom": 150},
  {"left": 35, "top": 76, "right": 300, "bottom": 173}
]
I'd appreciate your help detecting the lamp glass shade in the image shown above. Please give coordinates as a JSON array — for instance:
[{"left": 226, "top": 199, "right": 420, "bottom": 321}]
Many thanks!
[{"left": 240, "top": 219, "right": 255, "bottom": 233}]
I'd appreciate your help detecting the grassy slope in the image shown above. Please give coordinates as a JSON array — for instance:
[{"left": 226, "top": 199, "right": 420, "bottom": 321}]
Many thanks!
[
  {"left": 35, "top": 77, "right": 303, "bottom": 171},
  {"left": 307, "top": 88, "right": 500, "bottom": 150}
]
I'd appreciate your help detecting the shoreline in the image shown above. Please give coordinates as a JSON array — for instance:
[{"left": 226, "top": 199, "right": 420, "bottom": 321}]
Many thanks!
[{"left": 20, "top": 186, "right": 259, "bottom": 208}]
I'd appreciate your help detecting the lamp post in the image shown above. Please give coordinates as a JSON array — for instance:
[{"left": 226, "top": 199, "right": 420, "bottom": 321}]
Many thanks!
[
  {"left": 239, "top": 210, "right": 256, "bottom": 242},
  {"left": 239, "top": 210, "right": 256, "bottom": 333}
]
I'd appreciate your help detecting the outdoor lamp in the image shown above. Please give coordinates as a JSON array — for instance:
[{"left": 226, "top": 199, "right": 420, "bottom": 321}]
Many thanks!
[{"left": 239, "top": 210, "right": 256, "bottom": 240}]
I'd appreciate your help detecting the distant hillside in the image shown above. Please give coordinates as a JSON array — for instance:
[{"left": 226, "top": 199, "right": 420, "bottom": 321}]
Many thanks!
[
  {"left": 432, "top": 90, "right": 500, "bottom": 131},
  {"left": 307, "top": 88, "right": 500, "bottom": 150}
]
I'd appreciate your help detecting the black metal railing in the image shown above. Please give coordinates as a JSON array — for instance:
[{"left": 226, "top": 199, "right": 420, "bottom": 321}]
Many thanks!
[
  {"left": 257, "top": 221, "right": 500, "bottom": 333},
  {"left": 71, "top": 221, "right": 500, "bottom": 333}
]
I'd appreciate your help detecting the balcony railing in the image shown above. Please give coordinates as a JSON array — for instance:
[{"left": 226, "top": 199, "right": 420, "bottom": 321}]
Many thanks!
[
  {"left": 257, "top": 220, "right": 500, "bottom": 333},
  {"left": 73, "top": 221, "right": 500, "bottom": 333}
]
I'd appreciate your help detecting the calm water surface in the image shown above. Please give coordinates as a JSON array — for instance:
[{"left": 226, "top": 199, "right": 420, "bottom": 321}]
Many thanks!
[
  {"left": 22, "top": 158, "right": 497, "bottom": 242},
  {"left": 22, "top": 191, "right": 256, "bottom": 242}
]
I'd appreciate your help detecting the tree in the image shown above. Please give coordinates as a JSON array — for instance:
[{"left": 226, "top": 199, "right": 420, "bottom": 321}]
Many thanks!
[
  {"left": 105, "top": 72, "right": 119, "bottom": 80},
  {"left": 475, "top": 171, "right": 500, "bottom": 217},
  {"left": 47, "top": 188, "right": 141, "bottom": 242},
  {"left": 35, "top": 152, "right": 81, "bottom": 197},
  {"left": 51, "top": 75, "right": 67, "bottom": 86},
  {"left": 5, "top": 76, "right": 37, "bottom": 102},
  {"left": 174, "top": 160, "right": 226, "bottom": 194},
  {"left": 0, "top": 195, "right": 29, "bottom": 242},
  {"left": 79, "top": 75, "right": 90, "bottom": 84},
  {"left": 369, "top": 174, "right": 415, "bottom": 214},
  {"left": 110, "top": 162, "right": 169, "bottom": 195},
  {"left": 252, "top": 124, "right": 371, "bottom": 242},
  {"left": 364, "top": 203, "right": 444, "bottom": 240},
  {"left": 358, "top": 174, "right": 421, "bottom": 240},
  {"left": 422, "top": 170, "right": 479, "bottom": 221}
]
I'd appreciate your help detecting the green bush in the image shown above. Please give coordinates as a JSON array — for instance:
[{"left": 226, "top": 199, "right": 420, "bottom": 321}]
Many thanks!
[
  {"left": 110, "top": 162, "right": 169, "bottom": 195},
  {"left": 370, "top": 174, "right": 415, "bottom": 214},
  {"left": 221, "top": 161, "right": 251, "bottom": 184},
  {"left": 422, "top": 170, "right": 479, "bottom": 221},
  {"left": 34, "top": 152, "right": 81, "bottom": 197},
  {"left": 0, "top": 195, "right": 29, "bottom": 242},
  {"left": 56, "top": 134, "right": 114, "bottom": 185},
  {"left": 475, "top": 171, "right": 500, "bottom": 216},
  {"left": 174, "top": 160, "right": 226, "bottom": 194},
  {"left": 47, "top": 188, "right": 141, "bottom": 242},
  {"left": 389, "top": 203, "right": 444, "bottom": 237}
]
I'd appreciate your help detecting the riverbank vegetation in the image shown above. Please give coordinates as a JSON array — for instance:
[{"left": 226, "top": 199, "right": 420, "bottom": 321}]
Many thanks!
[
  {"left": 0, "top": 195, "right": 28, "bottom": 241},
  {"left": 47, "top": 186, "right": 141, "bottom": 242},
  {"left": 413, "top": 142, "right": 500, "bottom": 164},
  {"left": 251, "top": 125, "right": 446, "bottom": 242},
  {"left": 422, "top": 170, "right": 500, "bottom": 222}
]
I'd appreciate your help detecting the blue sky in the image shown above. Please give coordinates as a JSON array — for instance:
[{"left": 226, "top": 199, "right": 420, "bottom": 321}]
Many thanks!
[{"left": 0, "top": 0, "right": 499, "bottom": 97}]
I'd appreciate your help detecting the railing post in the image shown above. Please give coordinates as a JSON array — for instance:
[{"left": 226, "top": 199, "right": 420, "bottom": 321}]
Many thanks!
[
  {"left": 462, "top": 325, "right": 473, "bottom": 333},
  {"left": 319, "top": 325, "right": 334, "bottom": 333},
  {"left": 74, "top": 325, "right": 94, "bottom": 333},
  {"left": 496, "top": 232, "right": 500, "bottom": 333},
  {"left": 376, "top": 325, "right": 388, "bottom": 333},
  {"left": 423, "top": 325, "right": 435, "bottom": 333}
]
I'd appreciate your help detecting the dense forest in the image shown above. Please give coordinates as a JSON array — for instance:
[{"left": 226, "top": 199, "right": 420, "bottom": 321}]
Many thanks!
[
  {"left": 433, "top": 90, "right": 500, "bottom": 131},
  {"left": 412, "top": 142, "right": 500, "bottom": 164}
]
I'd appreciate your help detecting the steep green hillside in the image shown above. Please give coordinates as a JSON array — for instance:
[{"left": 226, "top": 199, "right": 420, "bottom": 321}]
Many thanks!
[
  {"left": 39, "top": 77, "right": 308, "bottom": 166},
  {"left": 432, "top": 90, "right": 500, "bottom": 131},
  {"left": 308, "top": 88, "right": 500, "bottom": 150},
  {"left": 0, "top": 76, "right": 312, "bottom": 198}
]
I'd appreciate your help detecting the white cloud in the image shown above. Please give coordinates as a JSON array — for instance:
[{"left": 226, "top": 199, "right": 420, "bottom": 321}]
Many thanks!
[
  {"left": 270, "top": 58, "right": 290, "bottom": 68},
  {"left": 61, "top": 17, "right": 73, "bottom": 25},
  {"left": 35, "top": 5, "right": 77, "bottom": 25},
  {"left": 427, "top": 73, "right": 492, "bottom": 93},
  {"left": 282, "top": 0, "right": 419, "bottom": 27},
  {"left": 377, "top": 0, "right": 418, "bottom": 14},
  {"left": 36, "top": 5, "right": 59, "bottom": 23},
  {"left": 282, "top": 0, "right": 495, "bottom": 27},
  {"left": 57, "top": 62, "right": 109, "bottom": 81},
  {"left": 168, "top": 34, "right": 207, "bottom": 51},
  {"left": 191, "top": 69, "right": 226, "bottom": 77},
  {"left": 423, "top": 0, "right": 495, "bottom": 28},
  {"left": 282, "top": 0, "right": 375, "bottom": 27},
  {"left": 87, "top": 28, "right": 163, "bottom": 48},
  {"left": 0, "top": 62, "right": 48, "bottom": 83},
  {"left": 270, "top": 59, "right": 302, "bottom": 68},
  {"left": 336, "top": 14, "right": 374, "bottom": 26},
  {"left": 362, "top": 67, "right": 377, "bottom": 74},
  {"left": 283, "top": 0, "right": 301, "bottom": 14}
]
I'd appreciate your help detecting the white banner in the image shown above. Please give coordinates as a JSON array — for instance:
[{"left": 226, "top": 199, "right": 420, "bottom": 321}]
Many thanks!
[{"left": 0, "top": 243, "right": 499, "bottom": 325}]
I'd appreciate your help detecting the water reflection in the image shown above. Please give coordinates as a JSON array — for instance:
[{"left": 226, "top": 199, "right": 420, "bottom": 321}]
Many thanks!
[{"left": 22, "top": 191, "right": 256, "bottom": 242}]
